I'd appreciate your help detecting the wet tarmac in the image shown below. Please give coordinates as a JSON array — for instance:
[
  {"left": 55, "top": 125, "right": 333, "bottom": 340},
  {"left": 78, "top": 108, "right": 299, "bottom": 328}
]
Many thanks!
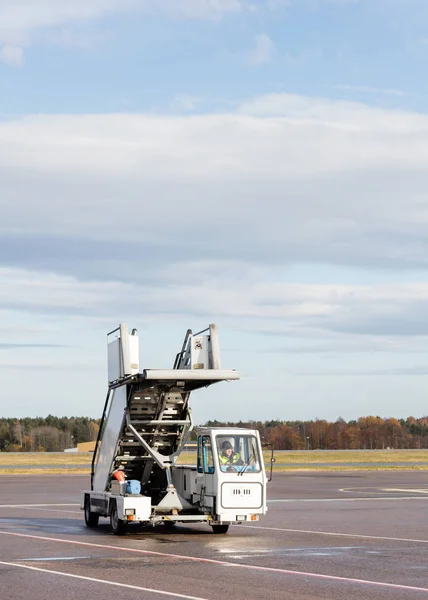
[{"left": 1, "top": 472, "right": 428, "bottom": 599}]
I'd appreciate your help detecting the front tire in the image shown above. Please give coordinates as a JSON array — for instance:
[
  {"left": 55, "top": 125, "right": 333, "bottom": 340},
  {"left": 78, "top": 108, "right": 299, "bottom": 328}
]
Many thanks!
[
  {"left": 110, "top": 502, "right": 128, "bottom": 536},
  {"left": 84, "top": 496, "right": 99, "bottom": 528},
  {"left": 212, "top": 524, "right": 229, "bottom": 534}
]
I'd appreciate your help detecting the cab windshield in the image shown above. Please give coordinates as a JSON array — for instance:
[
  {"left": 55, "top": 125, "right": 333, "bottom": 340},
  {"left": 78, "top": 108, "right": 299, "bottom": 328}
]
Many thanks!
[{"left": 216, "top": 435, "right": 261, "bottom": 474}]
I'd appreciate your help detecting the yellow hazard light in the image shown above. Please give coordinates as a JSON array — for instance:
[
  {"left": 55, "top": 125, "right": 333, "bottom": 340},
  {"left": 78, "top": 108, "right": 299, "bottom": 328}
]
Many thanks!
[
  {"left": 127, "top": 515, "right": 135, "bottom": 521},
  {"left": 250, "top": 515, "right": 258, "bottom": 521}
]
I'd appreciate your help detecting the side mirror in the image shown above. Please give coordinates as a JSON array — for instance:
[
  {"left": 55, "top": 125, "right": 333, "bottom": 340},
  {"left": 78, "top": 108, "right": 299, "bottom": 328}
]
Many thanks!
[{"left": 262, "top": 443, "right": 275, "bottom": 482}]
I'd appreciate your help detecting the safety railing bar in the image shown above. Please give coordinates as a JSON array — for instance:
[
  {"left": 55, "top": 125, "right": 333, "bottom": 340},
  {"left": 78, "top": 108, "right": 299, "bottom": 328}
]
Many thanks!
[{"left": 107, "top": 326, "right": 121, "bottom": 337}]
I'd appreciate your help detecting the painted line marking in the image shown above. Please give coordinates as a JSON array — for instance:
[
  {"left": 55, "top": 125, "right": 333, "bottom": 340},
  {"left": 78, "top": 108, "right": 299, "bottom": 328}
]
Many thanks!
[
  {"left": 0, "top": 507, "right": 81, "bottom": 515},
  {"left": 18, "top": 508, "right": 81, "bottom": 515},
  {"left": 0, "top": 503, "right": 81, "bottom": 515},
  {"left": 20, "top": 556, "right": 92, "bottom": 562},
  {"left": 339, "top": 486, "right": 428, "bottom": 495},
  {"left": 382, "top": 488, "right": 428, "bottom": 494},
  {"left": 0, "top": 530, "right": 427, "bottom": 594},
  {"left": 0, "top": 504, "right": 78, "bottom": 508},
  {"left": 242, "top": 525, "right": 428, "bottom": 544},
  {"left": 269, "top": 496, "right": 428, "bottom": 503},
  {"left": 0, "top": 561, "right": 208, "bottom": 600}
]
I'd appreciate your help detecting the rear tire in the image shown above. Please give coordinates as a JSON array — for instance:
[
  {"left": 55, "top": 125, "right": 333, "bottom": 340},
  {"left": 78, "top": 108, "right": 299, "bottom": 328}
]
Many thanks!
[
  {"left": 212, "top": 524, "right": 229, "bottom": 534},
  {"left": 84, "top": 496, "right": 99, "bottom": 528},
  {"left": 110, "top": 502, "right": 128, "bottom": 536}
]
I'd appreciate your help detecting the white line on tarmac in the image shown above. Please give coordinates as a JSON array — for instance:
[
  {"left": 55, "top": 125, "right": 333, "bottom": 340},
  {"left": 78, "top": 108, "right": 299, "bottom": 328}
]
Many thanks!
[
  {"left": 0, "top": 504, "right": 80, "bottom": 515},
  {"left": 242, "top": 525, "right": 428, "bottom": 544},
  {"left": 382, "top": 488, "right": 428, "bottom": 494},
  {"left": 268, "top": 496, "right": 428, "bottom": 503},
  {"left": 0, "top": 560, "right": 208, "bottom": 600},
  {"left": 16, "top": 507, "right": 81, "bottom": 515},
  {"left": 339, "top": 487, "right": 428, "bottom": 495},
  {"left": 0, "top": 504, "right": 78, "bottom": 508},
  {"left": 0, "top": 530, "right": 427, "bottom": 594}
]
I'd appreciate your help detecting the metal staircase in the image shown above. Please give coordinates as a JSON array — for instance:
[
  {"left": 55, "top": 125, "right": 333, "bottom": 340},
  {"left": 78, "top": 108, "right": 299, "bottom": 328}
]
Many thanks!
[{"left": 91, "top": 323, "right": 238, "bottom": 508}]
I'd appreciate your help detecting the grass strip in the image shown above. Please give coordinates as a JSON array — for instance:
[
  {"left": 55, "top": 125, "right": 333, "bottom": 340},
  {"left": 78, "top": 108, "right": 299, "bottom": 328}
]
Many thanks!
[{"left": 1, "top": 450, "right": 427, "bottom": 475}]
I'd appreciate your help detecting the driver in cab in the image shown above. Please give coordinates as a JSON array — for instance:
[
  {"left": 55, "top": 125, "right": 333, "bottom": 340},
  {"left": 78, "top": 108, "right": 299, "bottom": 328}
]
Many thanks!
[{"left": 219, "top": 440, "right": 244, "bottom": 472}]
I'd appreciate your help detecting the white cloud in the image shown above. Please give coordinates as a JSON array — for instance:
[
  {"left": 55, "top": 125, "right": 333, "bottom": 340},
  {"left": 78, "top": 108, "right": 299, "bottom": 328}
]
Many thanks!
[
  {"left": 0, "top": 44, "right": 24, "bottom": 66},
  {"left": 249, "top": 33, "right": 274, "bottom": 66},
  {"left": 0, "top": 0, "right": 123, "bottom": 44},
  {"left": 237, "top": 92, "right": 426, "bottom": 131},
  {"left": 0, "top": 0, "right": 244, "bottom": 45},
  {"left": 0, "top": 268, "right": 123, "bottom": 310},
  {"left": 3, "top": 261, "right": 428, "bottom": 419},
  {"left": 1, "top": 94, "right": 427, "bottom": 195},
  {"left": 148, "top": 0, "right": 243, "bottom": 19},
  {"left": 0, "top": 264, "right": 408, "bottom": 317},
  {"left": 2, "top": 92, "right": 428, "bottom": 343},
  {"left": 3, "top": 264, "right": 428, "bottom": 358}
]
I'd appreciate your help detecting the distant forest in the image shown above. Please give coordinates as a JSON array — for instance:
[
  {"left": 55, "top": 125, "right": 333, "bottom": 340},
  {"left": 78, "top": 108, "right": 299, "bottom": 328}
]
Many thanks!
[
  {"left": 0, "top": 416, "right": 100, "bottom": 452},
  {"left": 1, "top": 415, "right": 428, "bottom": 452}
]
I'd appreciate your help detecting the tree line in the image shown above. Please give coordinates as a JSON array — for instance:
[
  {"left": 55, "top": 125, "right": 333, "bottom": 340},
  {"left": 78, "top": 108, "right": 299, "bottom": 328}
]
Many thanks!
[
  {"left": 1, "top": 415, "right": 428, "bottom": 452},
  {"left": 204, "top": 416, "right": 428, "bottom": 450},
  {"left": 0, "top": 416, "right": 99, "bottom": 452}
]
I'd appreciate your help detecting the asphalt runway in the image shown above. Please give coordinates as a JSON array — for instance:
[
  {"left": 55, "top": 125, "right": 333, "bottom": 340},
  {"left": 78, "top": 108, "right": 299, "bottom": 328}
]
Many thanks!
[{"left": 1, "top": 472, "right": 428, "bottom": 599}]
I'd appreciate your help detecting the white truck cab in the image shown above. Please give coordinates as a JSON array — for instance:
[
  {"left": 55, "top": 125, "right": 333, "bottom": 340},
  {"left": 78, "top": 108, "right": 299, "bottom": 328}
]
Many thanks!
[
  {"left": 173, "top": 427, "right": 267, "bottom": 532},
  {"left": 172, "top": 427, "right": 267, "bottom": 533}
]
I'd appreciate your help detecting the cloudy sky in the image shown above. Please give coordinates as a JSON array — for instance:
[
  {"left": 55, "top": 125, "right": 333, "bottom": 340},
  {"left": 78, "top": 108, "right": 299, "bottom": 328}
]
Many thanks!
[{"left": 1, "top": 0, "right": 428, "bottom": 423}]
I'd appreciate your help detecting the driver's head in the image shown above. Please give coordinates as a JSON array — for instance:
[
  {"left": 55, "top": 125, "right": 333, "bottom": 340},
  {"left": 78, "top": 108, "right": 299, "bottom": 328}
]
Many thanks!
[{"left": 221, "top": 440, "right": 233, "bottom": 457}]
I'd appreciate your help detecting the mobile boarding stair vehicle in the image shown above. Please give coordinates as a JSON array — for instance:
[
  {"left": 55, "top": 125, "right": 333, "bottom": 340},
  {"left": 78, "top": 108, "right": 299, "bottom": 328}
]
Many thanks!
[{"left": 81, "top": 323, "right": 268, "bottom": 535}]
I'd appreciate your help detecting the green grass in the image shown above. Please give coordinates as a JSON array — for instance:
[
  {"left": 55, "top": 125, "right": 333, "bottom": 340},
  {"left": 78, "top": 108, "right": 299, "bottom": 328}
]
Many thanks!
[{"left": 0, "top": 449, "right": 427, "bottom": 474}]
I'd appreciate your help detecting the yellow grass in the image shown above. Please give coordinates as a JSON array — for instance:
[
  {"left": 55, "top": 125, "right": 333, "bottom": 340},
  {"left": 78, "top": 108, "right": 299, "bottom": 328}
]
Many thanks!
[
  {"left": 0, "top": 453, "right": 93, "bottom": 466},
  {"left": 264, "top": 449, "right": 428, "bottom": 463},
  {"left": 0, "top": 449, "right": 427, "bottom": 474}
]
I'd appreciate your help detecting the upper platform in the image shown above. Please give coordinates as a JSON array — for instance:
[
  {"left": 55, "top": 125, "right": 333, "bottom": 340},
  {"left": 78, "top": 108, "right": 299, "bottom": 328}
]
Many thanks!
[{"left": 107, "top": 323, "right": 240, "bottom": 390}]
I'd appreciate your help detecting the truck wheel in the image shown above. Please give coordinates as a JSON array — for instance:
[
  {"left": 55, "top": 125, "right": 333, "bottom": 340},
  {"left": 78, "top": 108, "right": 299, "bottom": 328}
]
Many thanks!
[
  {"left": 84, "top": 496, "right": 99, "bottom": 528},
  {"left": 110, "top": 502, "right": 128, "bottom": 536},
  {"left": 212, "top": 524, "right": 229, "bottom": 534}
]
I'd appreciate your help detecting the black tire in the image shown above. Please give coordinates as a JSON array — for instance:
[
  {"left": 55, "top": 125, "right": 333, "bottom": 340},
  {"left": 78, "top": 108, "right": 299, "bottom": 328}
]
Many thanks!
[
  {"left": 110, "top": 502, "right": 128, "bottom": 536},
  {"left": 84, "top": 496, "right": 99, "bottom": 528},
  {"left": 212, "top": 524, "right": 229, "bottom": 534}
]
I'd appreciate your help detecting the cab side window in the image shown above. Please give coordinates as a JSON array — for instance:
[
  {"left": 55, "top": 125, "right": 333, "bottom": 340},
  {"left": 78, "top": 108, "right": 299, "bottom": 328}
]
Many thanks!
[
  {"left": 197, "top": 436, "right": 203, "bottom": 473},
  {"left": 201, "top": 436, "right": 214, "bottom": 474}
]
